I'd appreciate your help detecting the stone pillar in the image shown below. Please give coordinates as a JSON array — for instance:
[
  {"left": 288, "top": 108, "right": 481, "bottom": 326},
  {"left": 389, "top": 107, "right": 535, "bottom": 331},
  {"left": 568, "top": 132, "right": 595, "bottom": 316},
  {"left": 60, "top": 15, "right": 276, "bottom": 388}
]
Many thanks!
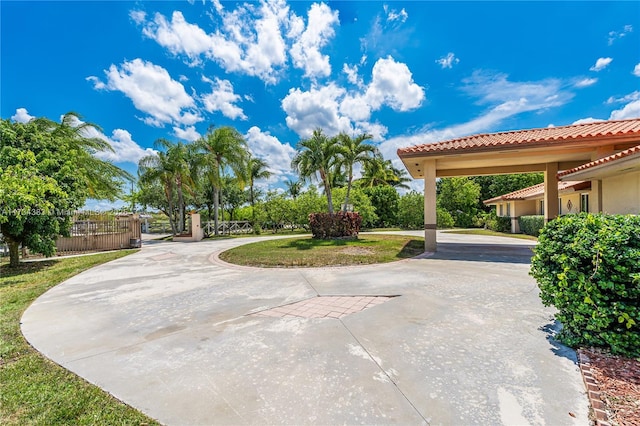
[
  {"left": 423, "top": 160, "right": 437, "bottom": 252},
  {"left": 544, "top": 163, "right": 559, "bottom": 223},
  {"left": 191, "top": 213, "right": 204, "bottom": 241}
]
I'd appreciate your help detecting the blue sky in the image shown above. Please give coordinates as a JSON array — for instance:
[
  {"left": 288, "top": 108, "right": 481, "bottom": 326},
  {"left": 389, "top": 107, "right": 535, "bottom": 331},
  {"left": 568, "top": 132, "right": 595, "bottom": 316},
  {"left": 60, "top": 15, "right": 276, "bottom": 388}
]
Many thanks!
[{"left": 2, "top": 1, "right": 639, "bottom": 208}]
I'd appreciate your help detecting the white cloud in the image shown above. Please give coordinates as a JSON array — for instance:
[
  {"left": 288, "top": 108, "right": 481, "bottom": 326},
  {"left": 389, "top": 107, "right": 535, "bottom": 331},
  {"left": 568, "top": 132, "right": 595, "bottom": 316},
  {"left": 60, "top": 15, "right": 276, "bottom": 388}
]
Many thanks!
[
  {"left": 289, "top": 2, "right": 339, "bottom": 78},
  {"left": 633, "top": 63, "right": 640, "bottom": 77},
  {"left": 91, "top": 58, "right": 201, "bottom": 127},
  {"left": 365, "top": 56, "right": 425, "bottom": 111},
  {"left": 384, "top": 5, "right": 408, "bottom": 23},
  {"left": 129, "top": 10, "right": 146, "bottom": 25},
  {"left": 245, "top": 126, "right": 296, "bottom": 176},
  {"left": 606, "top": 91, "right": 640, "bottom": 104},
  {"left": 282, "top": 83, "right": 351, "bottom": 137},
  {"left": 282, "top": 56, "right": 420, "bottom": 140},
  {"left": 608, "top": 24, "right": 633, "bottom": 45},
  {"left": 139, "top": 0, "right": 332, "bottom": 84},
  {"left": 201, "top": 77, "right": 247, "bottom": 120},
  {"left": 65, "top": 116, "right": 154, "bottom": 164},
  {"left": 11, "top": 107, "right": 34, "bottom": 123},
  {"left": 574, "top": 77, "right": 597, "bottom": 88},
  {"left": 173, "top": 125, "right": 201, "bottom": 142},
  {"left": 610, "top": 100, "right": 640, "bottom": 120},
  {"left": 343, "top": 63, "right": 363, "bottom": 86},
  {"left": 86, "top": 76, "right": 106, "bottom": 90},
  {"left": 142, "top": 11, "right": 213, "bottom": 66},
  {"left": 609, "top": 91, "right": 640, "bottom": 120},
  {"left": 436, "top": 52, "right": 459, "bottom": 69},
  {"left": 590, "top": 57, "right": 613, "bottom": 72},
  {"left": 93, "top": 129, "right": 156, "bottom": 164},
  {"left": 572, "top": 117, "right": 604, "bottom": 125}
]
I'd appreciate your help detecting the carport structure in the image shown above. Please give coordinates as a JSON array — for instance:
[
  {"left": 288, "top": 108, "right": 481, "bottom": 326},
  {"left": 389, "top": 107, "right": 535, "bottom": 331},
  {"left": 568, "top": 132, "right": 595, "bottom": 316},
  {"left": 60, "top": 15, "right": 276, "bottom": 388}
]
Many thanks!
[{"left": 397, "top": 118, "right": 640, "bottom": 251}]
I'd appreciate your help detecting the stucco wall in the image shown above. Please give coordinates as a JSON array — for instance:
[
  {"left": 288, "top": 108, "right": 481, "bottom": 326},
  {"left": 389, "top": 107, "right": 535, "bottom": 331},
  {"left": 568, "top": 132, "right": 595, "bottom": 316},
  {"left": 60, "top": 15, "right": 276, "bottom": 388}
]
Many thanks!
[
  {"left": 602, "top": 171, "right": 640, "bottom": 214},
  {"left": 514, "top": 200, "right": 537, "bottom": 216},
  {"left": 558, "top": 193, "right": 582, "bottom": 215}
]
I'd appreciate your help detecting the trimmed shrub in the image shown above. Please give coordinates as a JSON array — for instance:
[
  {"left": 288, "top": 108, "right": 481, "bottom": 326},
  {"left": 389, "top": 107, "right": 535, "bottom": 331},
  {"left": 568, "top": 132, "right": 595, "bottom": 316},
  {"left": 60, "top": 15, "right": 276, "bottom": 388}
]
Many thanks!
[
  {"left": 530, "top": 213, "right": 640, "bottom": 357},
  {"left": 309, "top": 212, "right": 362, "bottom": 239},
  {"left": 484, "top": 211, "right": 511, "bottom": 233},
  {"left": 519, "top": 215, "right": 544, "bottom": 236}
]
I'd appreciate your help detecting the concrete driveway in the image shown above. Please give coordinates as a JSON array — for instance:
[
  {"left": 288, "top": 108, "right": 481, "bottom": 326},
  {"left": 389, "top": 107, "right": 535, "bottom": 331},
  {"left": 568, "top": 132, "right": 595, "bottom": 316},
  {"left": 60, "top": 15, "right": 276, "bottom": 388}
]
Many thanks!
[{"left": 21, "top": 231, "right": 588, "bottom": 425}]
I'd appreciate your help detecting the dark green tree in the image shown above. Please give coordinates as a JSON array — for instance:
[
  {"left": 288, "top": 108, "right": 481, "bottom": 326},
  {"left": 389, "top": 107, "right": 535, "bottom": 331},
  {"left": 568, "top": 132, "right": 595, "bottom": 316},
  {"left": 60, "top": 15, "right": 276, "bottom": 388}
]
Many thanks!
[
  {"left": 363, "top": 185, "right": 399, "bottom": 227},
  {"left": 437, "top": 177, "right": 481, "bottom": 227},
  {"left": 1, "top": 115, "right": 129, "bottom": 267},
  {"left": 472, "top": 173, "right": 544, "bottom": 210}
]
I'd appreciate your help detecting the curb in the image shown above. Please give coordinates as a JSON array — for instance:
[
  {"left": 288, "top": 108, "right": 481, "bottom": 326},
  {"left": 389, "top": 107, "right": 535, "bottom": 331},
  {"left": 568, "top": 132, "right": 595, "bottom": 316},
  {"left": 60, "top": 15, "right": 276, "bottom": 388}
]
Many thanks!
[{"left": 577, "top": 349, "right": 612, "bottom": 426}]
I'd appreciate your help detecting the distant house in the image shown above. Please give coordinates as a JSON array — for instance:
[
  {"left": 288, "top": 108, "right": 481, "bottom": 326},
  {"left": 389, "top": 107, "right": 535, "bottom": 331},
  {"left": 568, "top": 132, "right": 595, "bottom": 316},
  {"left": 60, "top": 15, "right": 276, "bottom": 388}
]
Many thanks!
[
  {"left": 484, "top": 141, "right": 640, "bottom": 233},
  {"left": 558, "top": 144, "right": 640, "bottom": 215},
  {"left": 397, "top": 118, "right": 640, "bottom": 250},
  {"left": 484, "top": 181, "right": 592, "bottom": 233}
]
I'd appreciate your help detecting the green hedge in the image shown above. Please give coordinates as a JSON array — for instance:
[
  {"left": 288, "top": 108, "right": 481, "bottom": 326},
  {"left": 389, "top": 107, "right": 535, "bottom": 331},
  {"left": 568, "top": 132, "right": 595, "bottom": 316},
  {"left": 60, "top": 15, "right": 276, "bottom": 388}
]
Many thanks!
[
  {"left": 519, "top": 215, "right": 544, "bottom": 236},
  {"left": 530, "top": 213, "right": 640, "bottom": 356},
  {"left": 309, "top": 212, "right": 362, "bottom": 239},
  {"left": 484, "top": 211, "right": 511, "bottom": 233}
]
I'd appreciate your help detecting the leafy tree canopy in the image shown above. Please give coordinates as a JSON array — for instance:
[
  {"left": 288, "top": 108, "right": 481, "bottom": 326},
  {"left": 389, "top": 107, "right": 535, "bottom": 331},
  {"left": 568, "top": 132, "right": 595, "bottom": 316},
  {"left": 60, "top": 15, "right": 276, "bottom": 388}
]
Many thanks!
[{"left": 0, "top": 114, "right": 129, "bottom": 266}]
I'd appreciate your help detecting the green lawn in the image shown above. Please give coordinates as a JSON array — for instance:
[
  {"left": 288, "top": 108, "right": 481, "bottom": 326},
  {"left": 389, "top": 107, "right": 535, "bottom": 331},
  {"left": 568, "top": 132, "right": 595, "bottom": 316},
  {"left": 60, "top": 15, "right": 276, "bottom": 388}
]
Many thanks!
[
  {"left": 219, "top": 234, "right": 425, "bottom": 267},
  {"left": 0, "top": 251, "right": 158, "bottom": 425},
  {"left": 443, "top": 229, "right": 538, "bottom": 241}
]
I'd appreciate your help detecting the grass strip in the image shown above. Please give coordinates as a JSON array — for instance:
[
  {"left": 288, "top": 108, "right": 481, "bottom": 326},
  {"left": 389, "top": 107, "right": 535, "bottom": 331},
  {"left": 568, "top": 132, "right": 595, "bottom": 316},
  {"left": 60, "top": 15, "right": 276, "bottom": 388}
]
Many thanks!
[
  {"left": 219, "top": 234, "right": 425, "bottom": 267},
  {"left": 443, "top": 229, "right": 538, "bottom": 241},
  {"left": 0, "top": 251, "right": 158, "bottom": 425}
]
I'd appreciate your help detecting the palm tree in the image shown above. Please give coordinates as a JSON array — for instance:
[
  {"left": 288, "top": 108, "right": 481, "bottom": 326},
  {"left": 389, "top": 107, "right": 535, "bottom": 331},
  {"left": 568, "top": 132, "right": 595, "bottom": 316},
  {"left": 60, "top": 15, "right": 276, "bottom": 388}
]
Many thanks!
[
  {"left": 138, "top": 139, "right": 195, "bottom": 234},
  {"left": 35, "top": 112, "right": 132, "bottom": 200},
  {"left": 291, "top": 129, "right": 339, "bottom": 214},
  {"left": 335, "top": 132, "right": 377, "bottom": 212},
  {"left": 357, "top": 155, "right": 411, "bottom": 189},
  {"left": 197, "top": 126, "right": 248, "bottom": 235},
  {"left": 246, "top": 155, "right": 272, "bottom": 221},
  {"left": 284, "top": 179, "right": 302, "bottom": 200}
]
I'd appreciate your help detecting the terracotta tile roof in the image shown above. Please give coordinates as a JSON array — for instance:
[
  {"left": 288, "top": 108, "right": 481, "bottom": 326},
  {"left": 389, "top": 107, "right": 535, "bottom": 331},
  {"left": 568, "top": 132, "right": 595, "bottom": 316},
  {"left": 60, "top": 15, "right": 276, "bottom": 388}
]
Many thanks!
[
  {"left": 484, "top": 181, "right": 590, "bottom": 204},
  {"left": 557, "top": 144, "right": 640, "bottom": 178},
  {"left": 398, "top": 118, "right": 640, "bottom": 157}
]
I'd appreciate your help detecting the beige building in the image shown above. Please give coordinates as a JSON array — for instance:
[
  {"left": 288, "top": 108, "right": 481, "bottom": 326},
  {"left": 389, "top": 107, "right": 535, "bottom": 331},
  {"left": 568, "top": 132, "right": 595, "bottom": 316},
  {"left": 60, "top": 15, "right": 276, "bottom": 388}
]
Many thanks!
[
  {"left": 484, "top": 181, "right": 592, "bottom": 233},
  {"left": 397, "top": 118, "right": 640, "bottom": 251}
]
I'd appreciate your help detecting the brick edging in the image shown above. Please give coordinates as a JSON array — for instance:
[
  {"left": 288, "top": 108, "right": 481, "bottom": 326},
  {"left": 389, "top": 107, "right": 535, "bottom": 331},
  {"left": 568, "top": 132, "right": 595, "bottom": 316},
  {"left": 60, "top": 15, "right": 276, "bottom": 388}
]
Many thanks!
[{"left": 577, "top": 349, "right": 612, "bottom": 426}]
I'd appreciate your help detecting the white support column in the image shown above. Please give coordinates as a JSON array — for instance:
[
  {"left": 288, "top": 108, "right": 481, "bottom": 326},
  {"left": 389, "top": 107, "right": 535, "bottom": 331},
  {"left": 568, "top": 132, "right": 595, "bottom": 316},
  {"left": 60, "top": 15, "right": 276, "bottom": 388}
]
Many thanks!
[
  {"left": 423, "top": 160, "right": 437, "bottom": 252},
  {"left": 544, "top": 162, "right": 559, "bottom": 223}
]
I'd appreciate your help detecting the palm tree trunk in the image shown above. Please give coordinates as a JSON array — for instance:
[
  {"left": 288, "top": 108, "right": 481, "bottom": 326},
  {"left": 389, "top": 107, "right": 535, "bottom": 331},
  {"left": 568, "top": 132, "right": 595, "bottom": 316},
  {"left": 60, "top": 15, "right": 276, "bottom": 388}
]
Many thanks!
[
  {"left": 344, "top": 170, "right": 353, "bottom": 213},
  {"left": 320, "top": 169, "right": 334, "bottom": 214},
  {"left": 213, "top": 186, "right": 220, "bottom": 236},
  {"left": 250, "top": 184, "right": 255, "bottom": 222},
  {"left": 177, "top": 183, "right": 185, "bottom": 234}
]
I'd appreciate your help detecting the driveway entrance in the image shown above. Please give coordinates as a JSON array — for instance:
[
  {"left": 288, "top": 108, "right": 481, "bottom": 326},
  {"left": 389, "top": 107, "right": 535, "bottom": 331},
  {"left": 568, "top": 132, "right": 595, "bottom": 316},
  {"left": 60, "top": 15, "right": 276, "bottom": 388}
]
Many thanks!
[{"left": 21, "top": 232, "right": 588, "bottom": 425}]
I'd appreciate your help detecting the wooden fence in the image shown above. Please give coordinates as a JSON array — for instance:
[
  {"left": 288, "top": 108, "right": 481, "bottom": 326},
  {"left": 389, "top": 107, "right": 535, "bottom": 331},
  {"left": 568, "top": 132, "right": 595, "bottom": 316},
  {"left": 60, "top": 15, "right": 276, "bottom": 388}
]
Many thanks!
[
  {"left": 203, "top": 220, "right": 253, "bottom": 236},
  {"left": 55, "top": 216, "right": 141, "bottom": 255}
]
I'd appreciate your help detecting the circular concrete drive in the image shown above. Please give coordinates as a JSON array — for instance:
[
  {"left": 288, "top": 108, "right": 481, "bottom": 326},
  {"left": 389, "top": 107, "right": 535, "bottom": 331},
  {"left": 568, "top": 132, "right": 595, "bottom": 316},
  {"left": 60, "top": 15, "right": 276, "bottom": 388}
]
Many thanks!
[{"left": 22, "top": 231, "right": 588, "bottom": 425}]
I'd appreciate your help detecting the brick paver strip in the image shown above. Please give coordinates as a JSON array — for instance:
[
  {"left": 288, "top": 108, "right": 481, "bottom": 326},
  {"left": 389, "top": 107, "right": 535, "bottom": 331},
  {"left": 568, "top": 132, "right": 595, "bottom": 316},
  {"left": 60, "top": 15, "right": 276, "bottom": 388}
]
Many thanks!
[
  {"left": 252, "top": 296, "right": 395, "bottom": 319},
  {"left": 577, "top": 349, "right": 612, "bottom": 426}
]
